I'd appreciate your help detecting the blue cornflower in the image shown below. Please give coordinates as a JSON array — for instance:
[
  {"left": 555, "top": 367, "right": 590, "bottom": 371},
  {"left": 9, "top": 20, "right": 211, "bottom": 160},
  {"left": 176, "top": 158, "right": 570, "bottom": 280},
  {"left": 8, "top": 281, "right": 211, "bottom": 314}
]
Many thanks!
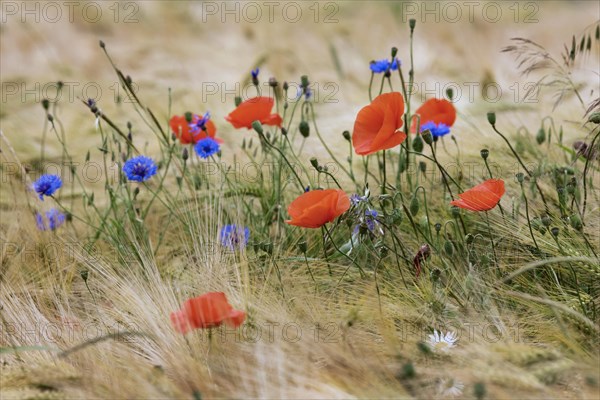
[
  {"left": 251, "top": 68, "right": 260, "bottom": 80},
  {"left": 33, "top": 174, "right": 62, "bottom": 200},
  {"left": 369, "top": 58, "right": 400, "bottom": 73},
  {"left": 36, "top": 208, "right": 66, "bottom": 231},
  {"left": 421, "top": 121, "right": 451, "bottom": 138},
  {"left": 353, "top": 209, "right": 380, "bottom": 236},
  {"left": 219, "top": 224, "right": 250, "bottom": 250},
  {"left": 122, "top": 155, "right": 157, "bottom": 182},
  {"left": 190, "top": 111, "right": 210, "bottom": 134},
  {"left": 350, "top": 193, "right": 368, "bottom": 206},
  {"left": 194, "top": 137, "right": 220, "bottom": 159}
]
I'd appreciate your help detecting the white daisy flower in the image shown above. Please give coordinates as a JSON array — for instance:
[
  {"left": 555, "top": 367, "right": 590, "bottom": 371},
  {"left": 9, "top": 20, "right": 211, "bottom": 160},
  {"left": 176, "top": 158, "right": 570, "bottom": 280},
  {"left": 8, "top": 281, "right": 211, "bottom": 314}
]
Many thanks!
[
  {"left": 428, "top": 330, "right": 458, "bottom": 353},
  {"left": 437, "top": 378, "right": 464, "bottom": 398}
]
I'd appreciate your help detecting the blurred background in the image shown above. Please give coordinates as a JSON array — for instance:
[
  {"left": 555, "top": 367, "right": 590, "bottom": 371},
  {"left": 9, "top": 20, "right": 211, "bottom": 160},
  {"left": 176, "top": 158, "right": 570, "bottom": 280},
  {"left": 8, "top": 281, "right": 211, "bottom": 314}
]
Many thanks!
[{"left": 1, "top": 0, "right": 598, "bottom": 166}]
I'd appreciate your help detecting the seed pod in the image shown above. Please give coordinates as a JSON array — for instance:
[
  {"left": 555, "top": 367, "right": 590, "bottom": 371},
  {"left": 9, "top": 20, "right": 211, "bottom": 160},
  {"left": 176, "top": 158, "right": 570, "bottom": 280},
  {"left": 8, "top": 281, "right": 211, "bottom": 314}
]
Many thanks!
[
  {"left": 412, "top": 134, "right": 424, "bottom": 153},
  {"left": 536, "top": 127, "right": 546, "bottom": 144},
  {"left": 444, "top": 240, "right": 454, "bottom": 256}
]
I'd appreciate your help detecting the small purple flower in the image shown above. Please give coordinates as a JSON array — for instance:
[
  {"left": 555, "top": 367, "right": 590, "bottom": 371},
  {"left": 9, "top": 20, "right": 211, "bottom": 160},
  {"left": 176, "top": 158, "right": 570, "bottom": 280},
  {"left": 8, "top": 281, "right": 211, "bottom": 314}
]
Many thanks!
[
  {"left": 350, "top": 194, "right": 368, "bottom": 206},
  {"left": 194, "top": 137, "right": 220, "bottom": 159},
  {"left": 36, "top": 208, "right": 66, "bottom": 231},
  {"left": 220, "top": 225, "right": 250, "bottom": 250},
  {"left": 190, "top": 111, "right": 210, "bottom": 134},
  {"left": 421, "top": 121, "right": 451, "bottom": 138},
  {"left": 370, "top": 58, "right": 400, "bottom": 73},
  {"left": 33, "top": 174, "right": 62, "bottom": 200},
  {"left": 122, "top": 155, "right": 157, "bottom": 182},
  {"left": 353, "top": 209, "right": 380, "bottom": 235}
]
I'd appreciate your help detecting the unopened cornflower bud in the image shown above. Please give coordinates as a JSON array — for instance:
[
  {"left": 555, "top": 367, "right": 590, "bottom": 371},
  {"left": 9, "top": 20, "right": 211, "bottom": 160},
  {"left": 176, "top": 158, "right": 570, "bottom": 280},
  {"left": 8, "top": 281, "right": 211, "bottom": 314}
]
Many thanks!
[
  {"left": 421, "top": 130, "right": 433, "bottom": 146},
  {"left": 283, "top": 81, "right": 289, "bottom": 91},
  {"left": 301, "top": 75, "right": 309, "bottom": 90},
  {"left": 480, "top": 148, "right": 489, "bottom": 160},
  {"left": 298, "top": 241, "right": 308, "bottom": 253},
  {"left": 409, "top": 19, "right": 416, "bottom": 32},
  {"left": 268, "top": 77, "right": 278, "bottom": 88},
  {"left": 182, "top": 147, "right": 189, "bottom": 161},
  {"left": 487, "top": 111, "right": 496, "bottom": 126},
  {"left": 391, "top": 47, "right": 398, "bottom": 58},
  {"left": 516, "top": 172, "right": 525, "bottom": 183},
  {"left": 310, "top": 157, "right": 319, "bottom": 169}
]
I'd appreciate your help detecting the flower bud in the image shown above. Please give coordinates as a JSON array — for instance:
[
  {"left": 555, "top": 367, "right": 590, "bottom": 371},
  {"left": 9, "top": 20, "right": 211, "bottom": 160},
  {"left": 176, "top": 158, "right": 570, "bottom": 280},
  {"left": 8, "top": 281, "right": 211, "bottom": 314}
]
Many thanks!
[
  {"left": 536, "top": 127, "right": 546, "bottom": 144},
  {"left": 299, "top": 120, "right": 310, "bottom": 137},
  {"left": 342, "top": 130, "right": 351, "bottom": 141},
  {"left": 409, "top": 195, "right": 420, "bottom": 216},
  {"left": 480, "top": 148, "right": 489, "bottom": 160},
  {"left": 41, "top": 99, "right": 50, "bottom": 110},
  {"left": 516, "top": 172, "right": 525, "bottom": 183},
  {"left": 474, "top": 382, "right": 486, "bottom": 400},
  {"left": 252, "top": 120, "right": 264, "bottom": 134},
  {"left": 450, "top": 205, "right": 460, "bottom": 218},
  {"left": 446, "top": 87, "right": 454, "bottom": 101},
  {"left": 419, "top": 161, "right": 427, "bottom": 173},
  {"left": 570, "top": 214, "right": 582, "bottom": 231},
  {"left": 409, "top": 19, "right": 416, "bottom": 31},
  {"left": 301, "top": 75, "right": 309, "bottom": 90},
  {"left": 281, "top": 127, "right": 288, "bottom": 136},
  {"left": 551, "top": 227, "right": 560, "bottom": 237},
  {"left": 99, "top": 40, "right": 105, "bottom": 48},
  {"left": 465, "top": 233, "right": 474, "bottom": 245},
  {"left": 391, "top": 47, "right": 398, "bottom": 58},
  {"left": 298, "top": 241, "right": 308, "bottom": 253},
  {"left": 487, "top": 111, "right": 496, "bottom": 126},
  {"left": 182, "top": 147, "right": 189, "bottom": 161},
  {"left": 47, "top": 114, "right": 54, "bottom": 123},
  {"left": 541, "top": 215, "right": 551, "bottom": 227},
  {"left": 268, "top": 77, "right": 278, "bottom": 88},
  {"left": 184, "top": 111, "right": 193, "bottom": 123},
  {"left": 434, "top": 223, "right": 442, "bottom": 233},
  {"left": 310, "top": 157, "right": 319, "bottom": 169},
  {"left": 80, "top": 269, "right": 89, "bottom": 281},
  {"left": 235, "top": 96, "right": 242, "bottom": 107},
  {"left": 421, "top": 130, "right": 433, "bottom": 145},
  {"left": 412, "top": 134, "right": 424, "bottom": 152},
  {"left": 283, "top": 81, "right": 289, "bottom": 91},
  {"left": 588, "top": 112, "right": 600, "bottom": 124},
  {"left": 444, "top": 240, "right": 454, "bottom": 256}
]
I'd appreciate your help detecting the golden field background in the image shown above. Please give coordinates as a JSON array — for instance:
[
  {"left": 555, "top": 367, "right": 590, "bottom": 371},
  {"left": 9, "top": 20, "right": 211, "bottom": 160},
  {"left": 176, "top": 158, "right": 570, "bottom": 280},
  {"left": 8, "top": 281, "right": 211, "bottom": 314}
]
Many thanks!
[{"left": 1, "top": 1, "right": 600, "bottom": 399}]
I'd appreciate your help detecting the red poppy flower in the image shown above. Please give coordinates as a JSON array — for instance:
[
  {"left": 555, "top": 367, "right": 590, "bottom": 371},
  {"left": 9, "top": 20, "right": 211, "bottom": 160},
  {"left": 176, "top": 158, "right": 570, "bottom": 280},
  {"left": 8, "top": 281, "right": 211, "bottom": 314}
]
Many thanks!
[
  {"left": 352, "top": 92, "right": 406, "bottom": 155},
  {"left": 411, "top": 98, "right": 456, "bottom": 132},
  {"left": 286, "top": 189, "right": 350, "bottom": 228},
  {"left": 450, "top": 179, "right": 505, "bottom": 212},
  {"left": 170, "top": 292, "right": 245, "bottom": 334},
  {"left": 225, "top": 97, "right": 282, "bottom": 130},
  {"left": 169, "top": 114, "right": 221, "bottom": 144}
]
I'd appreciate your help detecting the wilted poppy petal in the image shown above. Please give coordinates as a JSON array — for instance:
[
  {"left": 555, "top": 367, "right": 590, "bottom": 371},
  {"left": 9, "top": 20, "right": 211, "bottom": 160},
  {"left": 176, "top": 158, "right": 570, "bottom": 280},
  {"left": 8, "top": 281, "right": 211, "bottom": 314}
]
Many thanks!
[{"left": 450, "top": 179, "right": 505, "bottom": 212}]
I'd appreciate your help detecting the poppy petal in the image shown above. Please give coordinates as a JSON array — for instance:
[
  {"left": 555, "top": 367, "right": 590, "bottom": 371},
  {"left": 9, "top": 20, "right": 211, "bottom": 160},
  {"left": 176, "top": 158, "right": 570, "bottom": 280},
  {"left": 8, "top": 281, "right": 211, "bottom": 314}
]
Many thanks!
[
  {"left": 450, "top": 179, "right": 505, "bottom": 211},
  {"left": 412, "top": 98, "right": 456, "bottom": 133}
]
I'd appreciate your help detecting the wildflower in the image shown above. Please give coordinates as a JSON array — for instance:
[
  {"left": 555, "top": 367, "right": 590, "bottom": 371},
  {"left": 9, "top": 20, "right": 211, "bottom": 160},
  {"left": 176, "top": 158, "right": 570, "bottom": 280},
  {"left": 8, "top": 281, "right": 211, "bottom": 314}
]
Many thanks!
[
  {"left": 420, "top": 121, "right": 451, "bottom": 138},
  {"left": 33, "top": 174, "right": 62, "bottom": 200},
  {"left": 169, "top": 113, "right": 219, "bottom": 144},
  {"left": 35, "top": 208, "right": 66, "bottom": 231},
  {"left": 170, "top": 292, "right": 246, "bottom": 334},
  {"left": 428, "top": 330, "right": 458, "bottom": 353},
  {"left": 413, "top": 243, "right": 430, "bottom": 278},
  {"left": 437, "top": 378, "right": 464, "bottom": 398},
  {"left": 353, "top": 209, "right": 382, "bottom": 236},
  {"left": 225, "top": 97, "right": 282, "bottom": 130},
  {"left": 286, "top": 189, "right": 350, "bottom": 228},
  {"left": 369, "top": 58, "right": 400, "bottom": 73},
  {"left": 350, "top": 193, "right": 368, "bottom": 206},
  {"left": 412, "top": 98, "right": 456, "bottom": 133},
  {"left": 122, "top": 155, "right": 157, "bottom": 182},
  {"left": 450, "top": 179, "right": 505, "bottom": 212},
  {"left": 194, "top": 137, "right": 220, "bottom": 159},
  {"left": 251, "top": 68, "right": 259, "bottom": 85},
  {"left": 352, "top": 92, "right": 406, "bottom": 155},
  {"left": 219, "top": 225, "right": 250, "bottom": 250}
]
